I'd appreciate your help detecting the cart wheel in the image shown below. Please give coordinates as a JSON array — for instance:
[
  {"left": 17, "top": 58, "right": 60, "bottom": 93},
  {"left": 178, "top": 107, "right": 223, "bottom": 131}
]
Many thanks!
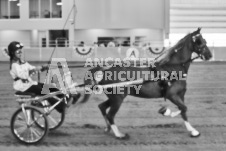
[
  {"left": 10, "top": 106, "right": 48, "bottom": 145},
  {"left": 32, "top": 107, "right": 65, "bottom": 131}
]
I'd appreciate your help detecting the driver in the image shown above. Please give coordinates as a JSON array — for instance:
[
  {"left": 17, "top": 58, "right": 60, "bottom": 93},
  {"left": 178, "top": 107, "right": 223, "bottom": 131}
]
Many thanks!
[{"left": 7, "top": 41, "right": 66, "bottom": 113}]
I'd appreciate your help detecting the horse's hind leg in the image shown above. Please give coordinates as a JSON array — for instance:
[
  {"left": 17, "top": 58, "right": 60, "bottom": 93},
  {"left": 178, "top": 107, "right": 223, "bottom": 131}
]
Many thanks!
[
  {"left": 168, "top": 94, "right": 200, "bottom": 137},
  {"left": 105, "top": 94, "right": 129, "bottom": 139},
  {"left": 98, "top": 100, "right": 111, "bottom": 132}
]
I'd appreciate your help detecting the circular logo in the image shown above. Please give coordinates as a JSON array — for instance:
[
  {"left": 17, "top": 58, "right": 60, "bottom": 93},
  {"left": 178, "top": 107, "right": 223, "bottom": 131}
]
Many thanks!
[
  {"left": 126, "top": 48, "right": 139, "bottom": 59},
  {"left": 74, "top": 47, "right": 94, "bottom": 58}
]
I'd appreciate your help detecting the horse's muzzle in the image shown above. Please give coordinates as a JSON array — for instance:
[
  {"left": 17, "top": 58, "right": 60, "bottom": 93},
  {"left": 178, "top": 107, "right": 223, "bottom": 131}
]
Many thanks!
[{"left": 202, "top": 46, "right": 212, "bottom": 60}]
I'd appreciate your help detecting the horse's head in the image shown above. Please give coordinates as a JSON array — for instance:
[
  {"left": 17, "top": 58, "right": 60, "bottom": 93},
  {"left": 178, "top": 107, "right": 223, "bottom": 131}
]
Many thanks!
[
  {"left": 191, "top": 28, "right": 212, "bottom": 60},
  {"left": 155, "top": 28, "right": 212, "bottom": 66}
]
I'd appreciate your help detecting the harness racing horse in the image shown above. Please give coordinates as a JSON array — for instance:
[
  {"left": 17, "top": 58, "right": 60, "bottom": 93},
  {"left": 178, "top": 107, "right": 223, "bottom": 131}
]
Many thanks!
[{"left": 79, "top": 28, "right": 212, "bottom": 139}]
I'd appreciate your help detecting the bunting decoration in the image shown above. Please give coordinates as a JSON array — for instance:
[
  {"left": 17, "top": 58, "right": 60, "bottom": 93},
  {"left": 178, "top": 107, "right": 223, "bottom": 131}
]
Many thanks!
[
  {"left": 146, "top": 46, "right": 165, "bottom": 55},
  {"left": 74, "top": 46, "right": 94, "bottom": 58}
]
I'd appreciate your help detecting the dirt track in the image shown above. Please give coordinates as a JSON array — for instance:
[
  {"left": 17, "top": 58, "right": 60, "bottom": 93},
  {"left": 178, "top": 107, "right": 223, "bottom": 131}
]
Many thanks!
[{"left": 0, "top": 62, "right": 226, "bottom": 151}]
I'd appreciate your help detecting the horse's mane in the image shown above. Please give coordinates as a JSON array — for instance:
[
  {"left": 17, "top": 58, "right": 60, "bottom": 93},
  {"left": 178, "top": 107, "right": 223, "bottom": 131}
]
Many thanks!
[{"left": 154, "top": 30, "right": 198, "bottom": 66}]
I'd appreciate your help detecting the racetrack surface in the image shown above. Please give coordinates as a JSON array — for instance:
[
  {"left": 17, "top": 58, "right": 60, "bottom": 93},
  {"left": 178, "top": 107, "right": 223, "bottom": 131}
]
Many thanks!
[{"left": 0, "top": 62, "right": 226, "bottom": 151}]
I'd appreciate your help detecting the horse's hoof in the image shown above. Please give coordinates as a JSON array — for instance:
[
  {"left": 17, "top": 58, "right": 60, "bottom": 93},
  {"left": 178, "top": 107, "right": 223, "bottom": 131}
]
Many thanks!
[
  {"left": 190, "top": 132, "right": 201, "bottom": 138},
  {"left": 104, "top": 127, "right": 111, "bottom": 133},
  {"left": 158, "top": 106, "right": 167, "bottom": 115},
  {"left": 116, "top": 133, "right": 130, "bottom": 140}
]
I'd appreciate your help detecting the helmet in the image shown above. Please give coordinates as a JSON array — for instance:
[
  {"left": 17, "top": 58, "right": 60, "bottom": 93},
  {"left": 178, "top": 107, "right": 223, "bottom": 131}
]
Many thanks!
[{"left": 7, "top": 41, "right": 24, "bottom": 58}]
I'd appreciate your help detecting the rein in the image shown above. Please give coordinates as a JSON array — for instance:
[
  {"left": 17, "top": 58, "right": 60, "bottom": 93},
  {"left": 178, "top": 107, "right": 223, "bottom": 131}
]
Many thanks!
[{"left": 185, "top": 55, "right": 201, "bottom": 64}]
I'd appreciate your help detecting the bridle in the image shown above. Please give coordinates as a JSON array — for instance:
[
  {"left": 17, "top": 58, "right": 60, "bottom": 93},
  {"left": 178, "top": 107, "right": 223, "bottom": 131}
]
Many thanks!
[
  {"left": 192, "top": 34, "right": 208, "bottom": 59},
  {"left": 152, "top": 31, "right": 210, "bottom": 83},
  {"left": 173, "top": 33, "right": 208, "bottom": 65}
]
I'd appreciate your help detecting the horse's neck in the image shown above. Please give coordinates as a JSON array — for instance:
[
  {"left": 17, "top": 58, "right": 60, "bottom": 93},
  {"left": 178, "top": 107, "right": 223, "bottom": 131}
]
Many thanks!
[
  {"left": 163, "top": 45, "right": 193, "bottom": 73},
  {"left": 168, "top": 45, "right": 193, "bottom": 65}
]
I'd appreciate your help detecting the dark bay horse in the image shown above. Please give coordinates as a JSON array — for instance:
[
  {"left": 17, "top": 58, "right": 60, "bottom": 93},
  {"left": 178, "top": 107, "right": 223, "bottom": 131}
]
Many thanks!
[{"left": 78, "top": 28, "right": 212, "bottom": 139}]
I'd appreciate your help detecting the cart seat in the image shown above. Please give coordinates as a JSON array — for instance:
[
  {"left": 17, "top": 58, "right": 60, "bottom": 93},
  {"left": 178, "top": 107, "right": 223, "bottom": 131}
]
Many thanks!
[{"left": 15, "top": 91, "right": 36, "bottom": 98}]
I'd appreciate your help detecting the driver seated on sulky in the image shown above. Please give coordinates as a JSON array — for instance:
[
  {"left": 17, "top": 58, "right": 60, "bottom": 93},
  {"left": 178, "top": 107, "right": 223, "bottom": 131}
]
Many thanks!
[{"left": 6, "top": 41, "right": 80, "bottom": 112}]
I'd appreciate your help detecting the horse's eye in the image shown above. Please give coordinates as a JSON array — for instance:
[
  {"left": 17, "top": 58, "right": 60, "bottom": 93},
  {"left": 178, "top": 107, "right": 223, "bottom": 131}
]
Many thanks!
[{"left": 195, "top": 39, "right": 202, "bottom": 45}]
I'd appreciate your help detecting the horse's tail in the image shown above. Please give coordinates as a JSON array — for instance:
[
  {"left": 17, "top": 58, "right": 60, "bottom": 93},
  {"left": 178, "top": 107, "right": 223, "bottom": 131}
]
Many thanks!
[
  {"left": 79, "top": 92, "right": 91, "bottom": 104},
  {"left": 78, "top": 67, "right": 102, "bottom": 104},
  {"left": 78, "top": 78, "right": 93, "bottom": 104}
]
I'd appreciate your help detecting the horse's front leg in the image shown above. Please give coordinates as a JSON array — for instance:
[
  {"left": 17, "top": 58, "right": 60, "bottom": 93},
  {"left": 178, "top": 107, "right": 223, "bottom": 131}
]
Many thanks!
[
  {"left": 167, "top": 94, "right": 200, "bottom": 137},
  {"left": 159, "top": 106, "right": 181, "bottom": 117}
]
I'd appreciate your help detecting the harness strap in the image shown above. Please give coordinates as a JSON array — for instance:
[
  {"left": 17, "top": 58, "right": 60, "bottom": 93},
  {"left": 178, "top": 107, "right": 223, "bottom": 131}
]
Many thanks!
[{"left": 185, "top": 55, "right": 201, "bottom": 64}]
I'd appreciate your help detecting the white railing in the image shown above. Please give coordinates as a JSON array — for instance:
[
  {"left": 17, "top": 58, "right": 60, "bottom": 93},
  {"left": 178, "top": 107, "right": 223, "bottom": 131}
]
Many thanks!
[
  {"left": 0, "top": 40, "right": 165, "bottom": 48},
  {"left": 171, "top": 0, "right": 226, "bottom": 4}
]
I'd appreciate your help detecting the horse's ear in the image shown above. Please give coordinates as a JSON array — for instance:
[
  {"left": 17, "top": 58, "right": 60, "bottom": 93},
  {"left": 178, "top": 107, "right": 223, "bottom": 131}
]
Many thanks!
[{"left": 197, "top": 27, "right": 202, "bottom": 33}]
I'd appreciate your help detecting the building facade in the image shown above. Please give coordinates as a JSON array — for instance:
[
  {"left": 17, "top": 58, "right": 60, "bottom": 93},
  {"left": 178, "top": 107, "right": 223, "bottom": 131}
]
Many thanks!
[{"left": 0, "top": 0, "right": 169, "bottom": 48}]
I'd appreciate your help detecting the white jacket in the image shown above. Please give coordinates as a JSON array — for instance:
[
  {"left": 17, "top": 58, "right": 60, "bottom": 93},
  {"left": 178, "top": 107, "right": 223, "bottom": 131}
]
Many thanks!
[{"left": 10, "top": 62, "right": 37, "bottom": 92}]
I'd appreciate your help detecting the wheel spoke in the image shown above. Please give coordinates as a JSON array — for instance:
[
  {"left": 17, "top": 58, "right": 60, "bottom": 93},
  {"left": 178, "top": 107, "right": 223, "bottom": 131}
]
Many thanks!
[
  {"left": 29, "top": 128, "right": 34, "bottom": 141},
  {"left": 30, "top": 127, "right": 41, "bottom": 140},
  {"left": 48, "top": 115, "right": 58, "bottom": 125},
  {"left": 15, "top": 119, "right": 27, "bottom": 127},
  {"left": 18, "top": 128, "right": 30, "bottom": 141},
  {"left": 30, "top": 113, "right": 44, "bottom": 126},
  {"left": 24, "top": 129, "right": 29, "bottom": 141},
  {"left": 14, "top": 126, "right": 27, "bottom": 135},
  {"left": 17, "top": 115, "right": 24, "bottom": 120},
  {"left": 33, "top": 127, "right": 42, "bottom": 136}
]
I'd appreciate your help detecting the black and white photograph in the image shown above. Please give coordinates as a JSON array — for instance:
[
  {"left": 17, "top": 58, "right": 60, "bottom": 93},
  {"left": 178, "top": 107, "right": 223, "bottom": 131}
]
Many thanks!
[{"left": 0, "top": 0, "right": 226, "bottom": 150}]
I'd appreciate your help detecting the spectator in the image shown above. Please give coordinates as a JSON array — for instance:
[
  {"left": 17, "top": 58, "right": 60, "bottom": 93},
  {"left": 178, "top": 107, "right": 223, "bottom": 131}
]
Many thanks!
[
  {"left": 78, "top": 41, "right": 85, "bottom": 47},
  {"left": 107, "top": 41, "right": 116, "bottom": 47},
  {"left": 44, "top": 10, "right": 50, "bottom": 18},
  {"left": 122, "top": 41, "right": 130, "bottom": 47},
  {"left": 99, "top": 43, "right": 105, "bottom": 47}
]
